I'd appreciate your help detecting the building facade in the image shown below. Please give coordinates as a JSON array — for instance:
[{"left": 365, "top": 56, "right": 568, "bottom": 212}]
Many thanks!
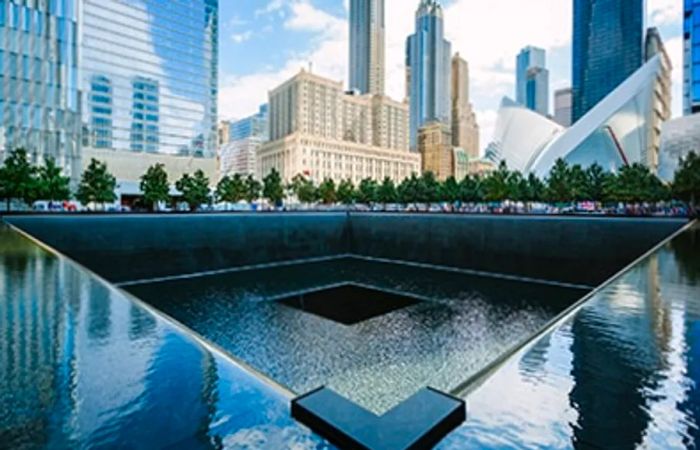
[
  {"left": 406, "top": 0, "right": 451, "bottom": 150},
  {"left": 516, "top": 46, "right": 549, "bottom": 116},
  {"left": 451, "top": 54, "right": 480, "bottom": 159},
  {"left": 554, "top": 88, "right": 573, "bottom": 127},
  {"left": 572, "top": 0, "right": 644, "bottom": 122},
  {"left": 230, "top": 104, "right": 268, "bottom": 141},
  {"left": 219, "top": 136, "right": 261, "bottom": 179},
  {"left": 487, "top": 55, "right": 670, "bottom": 178},
  {"left": 418, "top": 121, "right": 452, "bottom": 180},
  {"left": 81, "top": 0, "right": 218, "bottom": 160},
  {"left": 217, "top": 121, "right": 230, "bottom": 147},
  {"left": 0, "top": 0, "right": 81, "bottom": 179},
  {"left": 260, "top": 70, "right": 419, "bottom": 184},
  {"left": 349, "top": 0, "right": 385, "bottom": 95},
  {"left": 685, "top": 0, "right": 700, "bottom": 114},
  {"left": 644, "top": 27, "right": 672, "bottom": 172}
]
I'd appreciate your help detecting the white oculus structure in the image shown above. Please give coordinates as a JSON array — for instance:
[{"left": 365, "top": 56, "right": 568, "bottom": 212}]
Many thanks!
[{"left": 486, "top": 55, "right": 670, "bottom": 178}]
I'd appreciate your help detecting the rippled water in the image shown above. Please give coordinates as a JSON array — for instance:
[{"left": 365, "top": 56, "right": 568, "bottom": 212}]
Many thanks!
[
  {"left": 439, "top": 224, "right": 700, "bottom": 449},
  {"left": 127, "top": 258, "right": 586, "bottom": 414}
]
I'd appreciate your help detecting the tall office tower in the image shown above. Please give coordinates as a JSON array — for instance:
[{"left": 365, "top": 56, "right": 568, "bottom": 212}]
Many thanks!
[
  {"left": 230, "top": 104, "right": 269, "bottom": 141},
  {"left": 406, "top": 0, "right": 452, "bottom": 150},
  {"left": 81, "top": 0, "right": 218, "bottom": 159},
  {"left": 645, "top": 27, "right": 672, "bottom": 172},
  {"left": 0, "top": 0, "right": 81, "bottom": 179},
  {"left": 451, "top": 54, "right": 480, "bottom": 159},
  {"left": 260, "top": 70, "right": 419, "bottom": 184},
  {"left": 685, "top": 0, "right": 700, "bottom": 114},
  {"left": 516, "top": 46, "right": 549, "bottom": 116},
  {"left": 554, "top": 88, "right": 573, "bottom": 127},
  {"left": 572, "top": 0, "right": 644, "bottom": 122},
  {"left": 349, "top": 0, "right": 385, "bottom": 95},
  {"left": 419, "top": 121, "right": 453, "bottom": 180}
]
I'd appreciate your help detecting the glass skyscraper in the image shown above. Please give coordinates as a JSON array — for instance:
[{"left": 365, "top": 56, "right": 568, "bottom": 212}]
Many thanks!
[
  {"left": 516, "top": 46, "right": 549, "bottom": 116},
  {"left": 349, "top": 0, "right": 385, "bottom": 95},
  {"left": 406, "top": 0, "right": 452, "bottom": 150},
  {"left": 81, "top": 0, "right": 218, "bottom": 158},
  {"left": 230, "top": 104, "right": 269, "bottom": 141},
  {"left": 685, "top": 0, "right": 700, "bottom": 114},
  {"left": 0, "top": 0, "right": 81, "bottom": 178},
  {"left": 572, "top": 0, "right": 644, "bottom": 122}
]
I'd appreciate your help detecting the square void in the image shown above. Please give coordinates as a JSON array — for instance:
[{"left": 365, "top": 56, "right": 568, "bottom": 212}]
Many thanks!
[{"left": 278, "top": 284, "right": 421, "bottom": 325}]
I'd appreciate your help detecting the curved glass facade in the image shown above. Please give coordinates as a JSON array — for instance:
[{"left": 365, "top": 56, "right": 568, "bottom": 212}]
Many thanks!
[
  {"left": 81, "top": 0, "right": 218, "bottom": 158},
  {"left": 572, "top": 0, "right": 644, "bottom": 122},
  {"left": 0, "top": 0, "right": 81, "bottom": 178}
]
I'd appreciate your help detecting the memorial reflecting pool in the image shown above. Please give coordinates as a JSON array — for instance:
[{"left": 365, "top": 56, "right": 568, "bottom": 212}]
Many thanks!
[{"left": 0, "top": 215, "right": 697, "bottom": 449}]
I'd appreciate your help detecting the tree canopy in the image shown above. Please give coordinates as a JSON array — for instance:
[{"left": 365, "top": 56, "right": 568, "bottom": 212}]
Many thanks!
[
  {"left": 175, "top": 170, "right": 210, "bottom": 211},
  {"left": 263, "top": 169, "right": 285, "bottom": 206},
  {"left": 140, "top": 163, "right": 170, "bottom": 211},
  {"left": 76, "top": 158, "right": 117, "bottom": 207}
]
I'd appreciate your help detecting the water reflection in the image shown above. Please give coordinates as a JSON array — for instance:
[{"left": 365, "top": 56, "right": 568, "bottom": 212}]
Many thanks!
[
  {"left": 440, "top": 224, "right": 700, "bottom": 449},
  {"left": 0, "top": 227, "right": 332, "bottom": 449}
]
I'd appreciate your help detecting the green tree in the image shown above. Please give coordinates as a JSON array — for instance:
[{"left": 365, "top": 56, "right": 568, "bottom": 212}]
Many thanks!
[
  {"left": 459, "top": 175, "right": 484, "bottom": 203},
  {"left": 673, "top": 151, "right": 700, "bottom": 212},
  {"left": 357, "top": 178, "right": 378, "bottom": 204},
  {"left": 585, "top": 164, "right": 613, "bottom": 202},
  {"left": 524, "top": 173, "right": 546, "bottom": 202},
  {"left": 262, "top": 169, "right": 285, "bottom": 206},
  {"left": 546, "top": 158, "right": 573, "bottom": 203},
  {"left": 419, "top": 172, "right": 440, "bottom": 204},
  {"left": 506, "top": 171, "right": 528, "bottom": 201},
  {"left": 377, "top": 177, "right": 398, "bottom": 205},
  {"left": 175, "top": 170, "right": 210, "bottom": 211},
  {"left": 76, "top": 158, "right": 117, "bottom": 208},
  {"left": 441, "top": 176, "right": 461, "bottom": 203},
  {"left": 398, "top": 174, "right": 420, "bottom": 204},
  {"left": 216, "top": 173, "right": 246, "bottom": 204},
  {"left": 140, "top": 163, "right": 170, "bottom": 211},
  {"left": 317, "top": 178, "right": 337, "bottom": 205},
  {"left": 568, "top": 164, "right": 590, "bottom": 201},
  {"left": 483, "top": 161, "right": 511, "bottom": 202},
  {"left": 608, "top": 164, "right": 668, "bottom": 203},
  {"left": 337, "top": 179, "right": 356, "bottom": 205},
  {"left": 0, "top": 148, "right": 38, "bottom": 210},
  {"left": 244, "top": 175, "right": 262, "bottom": 203},
  {"left": 37, "top": 157, "right": 70, "bottom": 203}
]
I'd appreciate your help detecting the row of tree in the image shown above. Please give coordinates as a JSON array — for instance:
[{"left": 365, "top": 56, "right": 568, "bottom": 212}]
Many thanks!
[{"left": 1, "top": 147, "right": 699, "bottom": 212}]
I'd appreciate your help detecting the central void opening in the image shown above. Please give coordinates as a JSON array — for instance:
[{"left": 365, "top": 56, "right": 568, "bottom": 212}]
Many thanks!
[
  {"left": 277, "top": 283, "right": 422, "bottom": 325},
  {"left": 126, "top": 257, "right": 587, "bottom": 414}
]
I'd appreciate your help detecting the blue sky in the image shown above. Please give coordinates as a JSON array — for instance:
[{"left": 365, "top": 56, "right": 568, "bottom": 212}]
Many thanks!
[{"left": 219, "top": 0, "right": 684, "bottom": 152}]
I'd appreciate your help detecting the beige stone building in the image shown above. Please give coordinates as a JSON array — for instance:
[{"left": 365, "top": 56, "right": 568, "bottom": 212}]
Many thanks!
[
  {"left": 260, "top": 69, "right": 419, "bottom": 184},
  {"left": 451, "top": 54, "right": 480, "bottom": 159},
  {"left": 217, "top": 121, "right": 231, "bottom": 147},
  {"left": 645, "top": 27, "right": 672, "bottom": 173},
  {"left": 418, "top": 121, "right": 453, "bottom": 180}
]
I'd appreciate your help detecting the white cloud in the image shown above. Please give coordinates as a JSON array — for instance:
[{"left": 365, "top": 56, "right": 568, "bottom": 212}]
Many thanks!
[
  {"left": 231, "top": 31, "right": 253, "bottom": 43},
  {"left": 221, "top": 0, "right": 684, "bottom": 149},
  {"left": 254, "top": 0, "right": 285, "bottom": 17},
  {"left": 649, "top": 0, "right": 683, "bottom": 26}
]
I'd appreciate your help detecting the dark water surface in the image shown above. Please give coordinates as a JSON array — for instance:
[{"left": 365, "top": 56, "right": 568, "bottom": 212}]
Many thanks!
[
  {"left": 439, "top": 223, "right": 700, "bottom": 449},
  {"left": 0, "top": 226, "right": 332, "bottom": 449},
  {"left": 127, "top": 258, "right": 586, "bottom": 414}
]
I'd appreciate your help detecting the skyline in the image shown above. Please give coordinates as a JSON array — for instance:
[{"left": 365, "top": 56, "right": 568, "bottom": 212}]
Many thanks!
[{"left": 219, "top": 0, "right": 684, "bottom": 152}]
